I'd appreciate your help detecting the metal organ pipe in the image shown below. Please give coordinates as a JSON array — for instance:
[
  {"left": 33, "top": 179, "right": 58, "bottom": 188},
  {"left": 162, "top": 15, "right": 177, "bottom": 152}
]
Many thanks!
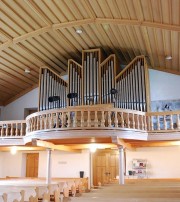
[{"left": 115, "top": 56, "right": 148, "bottom": 112}]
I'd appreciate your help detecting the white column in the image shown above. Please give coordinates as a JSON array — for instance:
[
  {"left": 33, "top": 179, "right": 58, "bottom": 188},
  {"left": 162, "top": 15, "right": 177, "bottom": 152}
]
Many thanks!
[
  {"left": 46, "top": 148, "right": 52, "bottom": 185},
  {"left": 119, "top": 146, "right": 125, "bottom": 185}
]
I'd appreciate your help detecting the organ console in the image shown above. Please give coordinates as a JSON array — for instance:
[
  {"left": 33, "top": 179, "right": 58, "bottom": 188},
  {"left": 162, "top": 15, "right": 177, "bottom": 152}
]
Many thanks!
[{"left": 39, "top": 49, "right": 150, "bottom": 112}]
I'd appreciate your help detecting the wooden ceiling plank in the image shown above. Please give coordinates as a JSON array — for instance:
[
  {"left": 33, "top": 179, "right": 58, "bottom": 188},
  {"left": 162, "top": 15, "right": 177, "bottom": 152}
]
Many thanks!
[
  {"left": 12, "top": 44, "right": 45, "bottom": 67},
  {"left": 1, "top": 20, "right": 19, "bottom": 38},
  {"left": 25, "top": 37, "right": 67, "bottom": 71},
  {"left": 41, "top": 33, "right": 74, "bottom": 61},
  {"left": 1, "top": 0, "right": 35, "bottom": 33},
  {"left": 94, "top": 24, "right": 121, "bottom": 60},
  {"left": 5, "top": 47, "right": 40, "bottom": 75},
  {"left": 106, "top": 0, "right": 121, "bottom": 18},
  {"left": 0, "top": 76, "right": 24, "bottom": 91},
  {"left": 1, "top": 10, "right": 26, "bottom": 36},
  {"left": 46, "top": 31, "right": 81, "bottom": 62},
  {"left": 0, "top": 57, "right": 38, "bottom": 84},
  {"left": 13, "top": 26, "right": 51, "bottom": 44},
  {"left": 78, "top": 0, "right": 97, "bottom": 19},
  {"left": 28, "top": 0, "right": 59, "bottom": 24},
  {"left": 0, "top": 83, "right": 19, "bottom": 95},
  {"left": 43, "top": 0, "right": 67, "bottom": 23},
  {"left": 0, "top": 67, "right": 31, "bottom": 88},
  {"left": 0, "top": 80, "right": 21, "bottom": 93},
  {"left": 63, "top": 0, "right": 84, "bottom": 20},
  {"left": 95, "top": 18, "right": 180, "bottom": 32},
  {"left": 35, "top": 35, "right": 68, "bottom": 65},
  {"left": 1, "top": 50, "right": 39, "bottom": 78},
  {"left": 17, "top": 42, "right": 65, "bottom": 73},
  {"left": 57, "top": 29, "right": 84, "bottom": 51},
  {"left": 117, "top": 25, "right": 135, "bottom": 60},
  {"left": 141, "top": 27, "right": 154, "bottom": 67},
  {"left": 88, "top": 0, "right": 105, "bottom": 18},
  {"left": 52, "top": 18, "right": 95, "bottom": 30},
  {"left": 67, "top": 28, "right": 89, "bottom": 50},
  {"left": 24, "top": 0, "right": 51, "bottom": 25},
  {"left": 4, "top": 83, "right": 38, "bottom": 106},
  {"left": 97, "top": 0, "right": 113, "bottom": 18}
]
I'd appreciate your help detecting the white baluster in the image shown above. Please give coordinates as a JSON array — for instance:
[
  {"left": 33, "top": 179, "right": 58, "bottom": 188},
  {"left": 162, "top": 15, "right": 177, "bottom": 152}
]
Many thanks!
[
  {"left": 170, "top": 115, "right": 173, "bottom": 130},
  {"left": 94, "top": 111, "right": 98, "bottom": 127},
  {"left": 163, "top": 115, "right": 167, "bottom": 130},
  {"left": 81, "top": 111, "right": 84, "bottom": 127},
  {"left": 115, "top": 111, "right": 118, "bottom": 128},
  {"left": 101, "top": 111, "right": 105, "bottom": 127},
  {"left": 121, "top": 112, "right": 124, "bottom": 128},
  {"left": 177, "top": 114, "right": 180, "bottom": 130},
  {"left": 108, "top": 111, "right": 111, "bottom": 127},
  {"left": 87, "top": 111, "right": 91, "bottom": 127}
]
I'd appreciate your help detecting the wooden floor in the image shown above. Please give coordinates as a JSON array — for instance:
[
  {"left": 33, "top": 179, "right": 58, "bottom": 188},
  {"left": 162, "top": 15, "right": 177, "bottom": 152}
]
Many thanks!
[
  {"left": 0, "top": 178, "right": 180, "bottom": 202},
  {"left": 71, "top": 179, "right": 180, "bottom": 202}
]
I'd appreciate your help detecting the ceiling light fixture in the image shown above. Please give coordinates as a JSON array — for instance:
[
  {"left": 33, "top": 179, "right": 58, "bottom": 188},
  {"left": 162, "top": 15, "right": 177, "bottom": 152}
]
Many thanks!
[
  {"left": 76, "top": 29, "right": 83, "bottom": 34},
  {"left": 10, "top": 146, "right": 17, "bottom": 155},
  {"left": 165, "top": 55, "right": 172, "bottom": 60},
  {"left": 25, "top": 68, "right": 31, "bottom": 73}
]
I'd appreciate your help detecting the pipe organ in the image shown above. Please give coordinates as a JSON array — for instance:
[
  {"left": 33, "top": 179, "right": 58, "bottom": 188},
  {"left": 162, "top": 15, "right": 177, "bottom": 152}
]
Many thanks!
[
  {"left": 39, "top": 67, "right": 67, "bottom": 111},
  {"left": 82, "top": 49, "right": 101, "bottom": 105},
  {"left": 68, "top": 60, "right": 82, "bottom": 106},
  {"left": 39, "top": 49, "right": 150, "bottom": 112},
  {"left": 100, "top": 55, "right": 116, "bottom": 104},
  {"left": 115, "top": 56, "right": 149, "bottom": 112}
]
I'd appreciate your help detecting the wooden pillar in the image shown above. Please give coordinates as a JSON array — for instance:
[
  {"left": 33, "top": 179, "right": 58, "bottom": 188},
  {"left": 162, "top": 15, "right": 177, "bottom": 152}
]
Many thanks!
[
  {"left": 46, "top": 148, "right": 52, "bottom": 185},
  {"left": 118, "top": 146, "right": 125, "bottom": 185}
]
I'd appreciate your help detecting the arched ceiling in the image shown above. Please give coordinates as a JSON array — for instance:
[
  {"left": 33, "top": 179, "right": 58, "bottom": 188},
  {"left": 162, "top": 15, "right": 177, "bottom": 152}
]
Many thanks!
[{"left": 0, "top": 0, "right": 180, "bottom": 106}]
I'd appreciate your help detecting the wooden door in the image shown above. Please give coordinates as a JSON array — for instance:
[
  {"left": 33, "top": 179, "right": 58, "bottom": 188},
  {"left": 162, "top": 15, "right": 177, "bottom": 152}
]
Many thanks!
[
  {"left": 26, "top": 153, "right": 39, "bottom": 177},
  {"left": 93, "top": 149, "right": 119, "bottom": 186}
]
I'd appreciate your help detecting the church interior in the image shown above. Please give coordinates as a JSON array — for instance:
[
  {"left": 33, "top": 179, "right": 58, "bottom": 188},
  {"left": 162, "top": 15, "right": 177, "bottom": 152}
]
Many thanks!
[{"left": 0, "top": 0, "right": 180, "bottom": 201}]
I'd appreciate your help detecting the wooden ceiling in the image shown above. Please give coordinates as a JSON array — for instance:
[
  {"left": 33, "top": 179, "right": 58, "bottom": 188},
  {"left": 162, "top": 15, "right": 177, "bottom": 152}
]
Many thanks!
[{"left": 0, "top": 0, "right": 180, "bottom": 106}]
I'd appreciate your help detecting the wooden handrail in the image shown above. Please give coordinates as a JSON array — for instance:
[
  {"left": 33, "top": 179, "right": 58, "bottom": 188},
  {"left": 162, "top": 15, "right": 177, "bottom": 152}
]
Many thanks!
[
  {"left": 25, "top": 105, "right": 180, "bottom": 134},
  {"left": 0, "top": 120, "right": 26, "bottom": 137},
  {"left": 0, "top": 107, "right": 179, "bottom": 138}
]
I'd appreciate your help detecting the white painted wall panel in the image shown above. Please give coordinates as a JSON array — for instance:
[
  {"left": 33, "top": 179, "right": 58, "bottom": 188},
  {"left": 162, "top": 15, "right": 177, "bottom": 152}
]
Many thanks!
[
  {"left": 149, "top": 69, "right": 180, "bottom": 101},
  {"left": 126, "top": 146, "right": 180, "bottom": 178}
]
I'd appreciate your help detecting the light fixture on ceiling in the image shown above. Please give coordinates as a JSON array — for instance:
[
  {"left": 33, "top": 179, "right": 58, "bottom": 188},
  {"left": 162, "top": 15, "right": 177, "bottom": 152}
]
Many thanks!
[
  {"left": 10, "top": 146, "right": 17, "bottom": 155},
  {"left": 89, "top": 144, "right": 97, "bottom": 153},
  {"left": 165, "top": 55, "right": 172, "bottom": 60},
  {"left": 75, "top": 29, "right": 83, "bottom": 34},
  {"left": 25, "top": 68, "right": 31, "bottom": 73}
]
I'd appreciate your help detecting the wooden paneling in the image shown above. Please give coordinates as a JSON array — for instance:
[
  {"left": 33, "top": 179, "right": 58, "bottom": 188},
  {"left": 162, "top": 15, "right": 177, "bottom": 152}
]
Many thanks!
[
  {"left": 93, "top": 149, "right": 119, "bottom": 186},
  {"left": 26, "top": 153, "right": 39, "bottom": 178},
  {"left": 0, "top": 0, "right": 179, "bottom": 105}
]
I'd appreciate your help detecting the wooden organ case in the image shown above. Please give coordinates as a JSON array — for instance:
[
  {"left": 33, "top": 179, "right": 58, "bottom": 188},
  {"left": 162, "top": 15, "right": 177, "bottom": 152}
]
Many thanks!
[{"left": 39, "top": 49, "right": 150, "bottom": 112}]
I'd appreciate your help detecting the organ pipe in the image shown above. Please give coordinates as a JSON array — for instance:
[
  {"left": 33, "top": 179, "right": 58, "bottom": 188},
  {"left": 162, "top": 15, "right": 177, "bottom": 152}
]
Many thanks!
[{"left": 39, "top": 67, "right": 67, "bottom": 111}]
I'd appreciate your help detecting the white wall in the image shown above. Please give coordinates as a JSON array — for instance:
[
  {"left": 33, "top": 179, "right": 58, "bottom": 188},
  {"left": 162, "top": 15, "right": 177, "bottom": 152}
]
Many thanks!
[
  {"left": 38, "top": 150, "right": 90, "bottom": 178},
  {"left": 0, "top": 150, "right": 90, "bottom": 179},
  {"left": 126, "top": 146, "right": 180, "bottom": 178},
  {"left": 149, "top": 69, "right": 180, "bottom": 101},
  {"left": 2, "top": 88, "right": 39, "bottom": 120}
]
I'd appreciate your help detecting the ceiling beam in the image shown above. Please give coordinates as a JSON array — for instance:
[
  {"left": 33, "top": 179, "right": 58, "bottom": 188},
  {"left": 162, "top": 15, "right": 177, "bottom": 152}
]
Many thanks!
[
  {"left": 1, "top": 18, "right": 179, "bottom": 51},
  {"left": 151, "top": 67, "right": 180, "bottom": 76},
  {"left": 34, "top": 139, "right": 79, "bottom": 152},
  {"left": 131, "top": 140, "right": 180, "bottom": 148},
  {"left": 111, "top": 136, "right": 134, "bottom": 150},
  {"left": 96, "top": 18, "right": 180, "bottom": 32},
  {"left": 4, "top": 83, "right": 38, "bottom": 106}
]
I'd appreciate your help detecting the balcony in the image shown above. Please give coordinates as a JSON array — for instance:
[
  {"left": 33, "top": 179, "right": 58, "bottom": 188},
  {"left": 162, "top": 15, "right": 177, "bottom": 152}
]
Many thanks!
[{"left": 0, "top": 105, "right": 179, "bottom": 146}]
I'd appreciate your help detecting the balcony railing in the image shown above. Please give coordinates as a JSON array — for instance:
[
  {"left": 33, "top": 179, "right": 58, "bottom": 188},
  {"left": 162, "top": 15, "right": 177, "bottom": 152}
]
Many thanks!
[
  {"left": 0, "top": 120, "right": 26, "bottom": 137},
  {"left": 25, "top": 106, "right": 180, "bottom": 134},
  {"left": 0, "top": 107, "right": 179, "bottom": 139}
]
